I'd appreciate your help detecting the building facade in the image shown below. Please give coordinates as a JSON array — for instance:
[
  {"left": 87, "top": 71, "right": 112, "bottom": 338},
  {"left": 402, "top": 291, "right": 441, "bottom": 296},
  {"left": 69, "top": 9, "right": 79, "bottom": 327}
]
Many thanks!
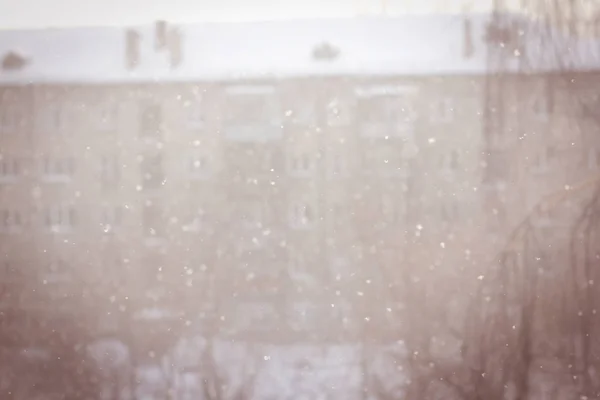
[{"left": 0, "top": 14, "right": 597, "bottom": 348}]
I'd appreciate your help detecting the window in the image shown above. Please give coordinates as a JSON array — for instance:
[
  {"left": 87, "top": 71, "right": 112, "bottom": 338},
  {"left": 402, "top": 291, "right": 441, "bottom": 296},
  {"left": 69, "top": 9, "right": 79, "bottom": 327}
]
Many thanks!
[
  {"left": 142, "top": 202, "right": 163, "bottom": 236},
  {"left": 140, "top": 103, "right": 162, "bottom": 137},
  {"left": 289, "top": 302, "right": 320, "bottom": 330},
  {"left": 362, "top": 149, "right": 377, "bottom": 171},
  {"left": 100, "top": 155, "right": 120, "bottom": 188},
  {"left": 183, "top": 207, "right": 205, "bottom": 232},
  {"left": 287, "top": 102, "right": 316, "bottom": 126},
  {"left": 0, "top": 259, "right": 16, "bottom": 278},
  {"left": 188, "top": 154, "right": 210, "bottom": 179},
  {"left": 288, "top": 153, "right": 313, "bottom": 176},
  {"left": 262, "top": 151, "right": 274, "bottom": 171},
  {"left": 328, "top": 152, "right": 347, "bottom": 177},
  {"left": 44, "top": 205, "right": 76, "bottom": 231},
  {"left": 326, "top": 98, "right": 351, "bottom": 126},
  {"left": 288, "top": 251, "right": 306, "bottom": 273},
  {"left": 533, "top": 203, "right": 559, "bottom": 228},
  {"left": 431, "top": 98, "right": 454, "bottom": 122},
  {"left": 140, "top": 154, "right": 164, "bottom": 189},
  {"left": 224, "top": 87, "right": 281, "bottom": 141},
  {"left": 330, "top": 203, "right": 343, "bottom": 226},
  {"left": 40, "top": 104, "right": 66, "bottom": 133},
  {"left": 102, "top": 250, "right": 123, "bottom": 270},
  {"left": 381, "top": 195, "right": 401, "bottom": 223},
  {"left": 225, "top": 86, "right": 279, "bottom": 125},
  {"left": 439, "top": 150, "right": 460, "bottom": 171},
  {"left": 531, "top": 93, "right": 549, "bottom": 120},
  {"left": 101, "top": 250, "right": 124, "bottom": 289},
  {"left": 140, "top": 251, "right": 165, "bottom": 276},
  {"left": 241, "top": 201, "right": 265, "bottom": 228},
  {"left": 355, "top": 86, "right": 416, "bottom": 137},
  {"left": 441, "top": 200, "right": 460, "bottom": 222},
  {"left": 45, "top": 259, "right": 71, "bottom": 283},
  {"left": 532, "top": 146, "right": 555, "bottom": 172},
  {"left": 331, "top": 154, "right": 342, "bottom": 174},
  {"left": 450, "top": 150, "right": 460, "bottom": 170},
  {"left": 98, "top": 103, "right": 118, "bottom": 131},
  {"left": 0, "top": 209, "right": 22, "bottom": 232},
  {"left": 0, "top": 157, "right": 20, "bottom": 182},
  {"left": 490, "top": 204, "right": 507, "bottom": 227},
  {"left": 101, "top": 206, "right": 123, "bottom": 230},
  {"left": 588, "top": 147, "right": 600, "bottom": 170},
  {"left": 362, "top": 148, "right": 401, "bottom": 175},
  {"left": 290, "top": 202, "right": 315, "bottom": 228},
  {"left": 42, "top": 157, "right": 75, "bottom": 182},
  {"left": 331, "top": 299, "right": 355, "bottom": 329},
  {"left": 358, "top": 95, "right": 412, "bottom": 124},
  {"left": 227, "top": 96, "right": 271, "bottom": 123},
  {"left": 0, "top": 104, "right": 23, "bottom": 132},
  {"left": 186, "top": 99, "right": 205, "bottom": 129},
  {"left": 483, "top": 150, "right": 507, "bottom": 183}
]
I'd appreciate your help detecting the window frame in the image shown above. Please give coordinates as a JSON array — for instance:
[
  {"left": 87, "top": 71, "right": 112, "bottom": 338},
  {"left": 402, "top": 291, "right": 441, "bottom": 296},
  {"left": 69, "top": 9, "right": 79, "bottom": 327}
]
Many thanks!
[
  {"left": 290, "top": 201, "right": 316, "bottom": 229},
  {"left": 186, "top": 98, "right": 206, "bottom": 130},
  {"left": 44, "top": 204, "right": 76, "bottom": 232},
  {"left": 0, "top": 104, "right": 24, "bottom": 133},
  {"left": 140, "top": 102, "right": 163, "bottom": 138},
  {"left": 288, "top": 152, "right": 314, "bottom": 177},
  {"left": 531, "top": 146, "right": 555, "bottom": 174},
  {"left": 38, "top": 103, "right": 67, "bottom": 134},
  {"left": 588, "top": 147, "right": 600, "bottom": 170},
  {"left": 431, "top": 97, "right": 454, "bottom": 123},
  {"left": 142, "top": 202, "right": 164, "bottom": 237},
  {"left": 326, "top": 97, "right": 352, "bottom": 127},
  {"left": 100, "top": 205, "right": 123, "bottom": 231},
  {"left": 100, "top": 155, "right": 120, "bottom": 187},
  {"left": 41, "top": 157, "right": 75, "bottom": 182},
  {"left": 182, "top": 206, "right": 206, "bottom": 232},
  {"left": 224, "top": 85, "right": 280, "bottom": 126},
  {"left": 0, "top": 157, "right": 20, "bottom": 183},
  {"left": 0, "top": 209, "right": 23, "bottom": 233},
  {"left": 140, "top": 153, "right": 164, "bottom": 189},
  {"left": 187, "top": 152, "right": 211, "bottom": 180},
  {"left": 98, "top": 102, "right": 118, "bottom": 131}
]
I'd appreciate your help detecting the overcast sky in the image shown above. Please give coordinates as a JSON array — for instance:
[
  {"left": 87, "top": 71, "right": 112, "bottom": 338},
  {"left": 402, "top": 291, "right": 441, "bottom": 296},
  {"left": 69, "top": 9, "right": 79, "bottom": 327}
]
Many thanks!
[{"left": 0, "top": 0, "right": 493, "bottom": 29}]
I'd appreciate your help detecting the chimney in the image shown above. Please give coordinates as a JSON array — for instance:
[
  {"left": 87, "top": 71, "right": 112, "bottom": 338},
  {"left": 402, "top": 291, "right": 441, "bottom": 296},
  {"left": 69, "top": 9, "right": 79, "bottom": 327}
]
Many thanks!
[
  {"left": 2, "top": 51, "right": 28, "bottom": 70},
  {"left": 167, "top": 27, "right": 182, "bottom": 68},
  {"left": 312, "top": 42, "right": 340, "bottom": 61},
  {"left": 155, "top": 20, "right": 167, "bottom": 50},
  {"left": 125, "top": 29, "right": 140, "bottom": 69},
  {"left": 463, "top": 18, "right": 474, "bottom": 58}
]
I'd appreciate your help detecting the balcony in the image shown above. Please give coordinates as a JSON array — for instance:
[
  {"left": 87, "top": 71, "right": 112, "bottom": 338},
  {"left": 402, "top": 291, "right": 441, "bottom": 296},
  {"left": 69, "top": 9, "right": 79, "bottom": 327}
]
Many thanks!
[
  {"left": 0, "top": 176, "right": 17, "bottom": 185},
  {"left": 0, "top": 225, "right": 23, "bottom": 235},
  {"left": 143, "top": 235, "right": 166, "bottom": 248},
  {"left": 100, "top": 225, "right": 124, "bottom": 242},
  {"left": 0, "top": 159, "right": 19, "bottom": 184},
  {"left": 359, "top": 121, "right": 414, "bottom": 140},
  {"left": 224, "top": 122, "right": 282, "bottom": 142},
  {"left": 40, "top": 174, "right": 72, "bottom": 184},
  {"left": 44, "top": 224, "right": 74, "bottom": 235},
  {"left": 181, "top": 217, "right": 204, "bottom": 233},
  {"left": 486, "top": 132, "right": 515, "bottom": 150}
]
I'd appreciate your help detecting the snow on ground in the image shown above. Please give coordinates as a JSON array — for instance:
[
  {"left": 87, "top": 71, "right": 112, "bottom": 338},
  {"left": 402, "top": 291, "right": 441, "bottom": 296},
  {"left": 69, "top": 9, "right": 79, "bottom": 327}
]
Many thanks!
[{"left": 90, "top": 336, "right": 407, "bottom": 399}]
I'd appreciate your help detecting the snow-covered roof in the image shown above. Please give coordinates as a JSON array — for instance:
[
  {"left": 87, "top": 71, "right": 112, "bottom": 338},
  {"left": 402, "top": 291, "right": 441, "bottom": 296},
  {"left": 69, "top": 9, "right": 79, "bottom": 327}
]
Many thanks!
[
  {"left": 1, "top": 13, "right": 598, "bottom": 84},
  {"left": 0, "top": 14, "right": 493, "bottom": 84},
  {"left": 134, "top": 306, "right": 179, "bottom": 320}
]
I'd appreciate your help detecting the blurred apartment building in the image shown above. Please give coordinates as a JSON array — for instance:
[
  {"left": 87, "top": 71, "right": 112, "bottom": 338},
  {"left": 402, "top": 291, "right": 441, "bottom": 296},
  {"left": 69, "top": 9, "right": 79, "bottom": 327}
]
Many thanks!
[{"left": 0, "top": 14, "right": 597, "bottom": 343}]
